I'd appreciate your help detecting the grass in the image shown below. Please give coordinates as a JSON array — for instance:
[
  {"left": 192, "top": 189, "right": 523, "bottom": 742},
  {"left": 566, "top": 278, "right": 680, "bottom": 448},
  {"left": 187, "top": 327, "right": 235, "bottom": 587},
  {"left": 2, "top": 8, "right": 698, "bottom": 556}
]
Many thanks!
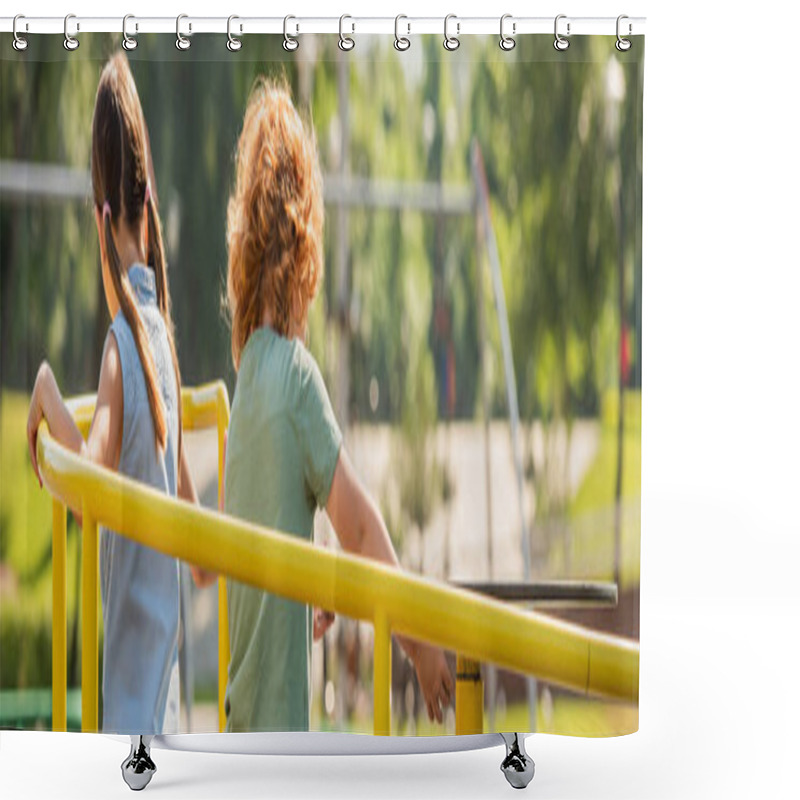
[
  {"left": 1, "top": 391, "right": 82, "bottom": 690},
  {"left": 490, "top": 695, "right": 637, "bottom": 738},
  {"left": 544, "top": 390, "right": 641, "bottom": 589},
  {"left": 1, "top": 390, "right": 82, "bottom": 610},
  {"left": 571, "top": 389, "right": 641, "bottom": 514},
  {"left": 308, "top": 694, "right": 637, "bottom": 737},
  {"left": 2, "top": 392, "right": 54, "bottom": 581}
]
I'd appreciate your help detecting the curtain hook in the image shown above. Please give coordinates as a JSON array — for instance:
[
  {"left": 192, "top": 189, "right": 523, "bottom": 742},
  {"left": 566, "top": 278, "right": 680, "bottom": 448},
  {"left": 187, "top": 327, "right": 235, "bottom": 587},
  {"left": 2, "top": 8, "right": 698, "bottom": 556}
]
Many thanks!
[
  {"left": 122, "top": 14, "right": 138, "bottom": 51},
  {"left": 283, "top": 15, "right": 299, "bottom": 51},
  {"left": 444, "top": 14, "right": 460, "bottom": 51},
  {"left": 616, "top": 15, "right": 632, "bottom": 51},
  {"left": 339, "top": 15, "right": 355, "bottom": 51},
  {"left": 176, "top": 14, "right": 191, "bottom": 51},
  {"left": 394, "top": 14, "right": 411, "bottom": 51},
  {"left": 12, "top": 15, "right": 28, "bottom": 52},
  {"left": 554, "top": 14, "right": 570, "bottom": 51},
  {"left": 499, "top": 14, "right": 516, "bottom": 51},
  {"left": 63, "top": 14, "right": 79, "bottom": 51},
  {"left": 227, "top": 15, "right": 242, "bottom": 52}
]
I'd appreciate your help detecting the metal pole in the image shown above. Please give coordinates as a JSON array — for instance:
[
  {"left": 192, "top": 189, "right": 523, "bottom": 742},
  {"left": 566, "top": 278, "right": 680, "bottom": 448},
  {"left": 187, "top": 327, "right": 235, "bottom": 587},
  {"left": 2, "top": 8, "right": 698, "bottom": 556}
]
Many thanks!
[
  {"left": 52, "top": 500, "right": 67, "bottom": 731},
  {"left": 217, "top": 393, "right": 230, "bottom": 732},
  {"left": 334, "top": 49, "right": 355, "bottom": 730},
  {"left": 455, "top": 654, "right": 484, "bottom": 735},
  {"left": 613, "top": 160, "right": 625, "bottom": 590},
  {"left": 81, "top": 509, "right": 99, "bottom": 732},
  {"left": 475, "top": 176, "right": 496, "bottom": 730},
  {"left": 373, "top": 610, "right": 391, "bottom": 736},
  {"left": 334, "top": 51, "right": 351, "bottom": 430},
  {"left": 471, "top": 141, "right": 537, "bottom": 731}
]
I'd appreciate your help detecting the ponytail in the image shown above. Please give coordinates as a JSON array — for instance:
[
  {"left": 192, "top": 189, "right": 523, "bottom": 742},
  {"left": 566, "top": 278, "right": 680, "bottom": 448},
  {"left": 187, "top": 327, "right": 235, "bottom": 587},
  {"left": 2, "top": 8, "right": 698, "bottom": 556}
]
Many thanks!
[
  {"left": 102, "top": 205, "right": 168, "bottom": 451},
  {"left": 92, "top": 53, "right": 184, "bottom": 480},
  {"left": 145, "top": 190, "right": 184, "bottom": 478}
]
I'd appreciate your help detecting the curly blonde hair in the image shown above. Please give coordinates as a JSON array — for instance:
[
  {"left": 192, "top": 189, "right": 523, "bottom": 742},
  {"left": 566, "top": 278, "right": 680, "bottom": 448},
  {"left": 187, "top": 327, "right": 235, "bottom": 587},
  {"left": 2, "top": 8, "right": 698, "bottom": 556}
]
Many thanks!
[{"left": 226, "top": 77, "right": 324, "bottom": 369}]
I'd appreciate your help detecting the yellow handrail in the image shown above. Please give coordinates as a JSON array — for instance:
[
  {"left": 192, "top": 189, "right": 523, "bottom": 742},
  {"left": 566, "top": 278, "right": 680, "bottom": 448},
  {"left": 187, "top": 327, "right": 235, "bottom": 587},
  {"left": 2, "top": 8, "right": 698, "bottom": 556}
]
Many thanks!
[{"left": 41, "top": 382, "right": 638, "bottom": 736}]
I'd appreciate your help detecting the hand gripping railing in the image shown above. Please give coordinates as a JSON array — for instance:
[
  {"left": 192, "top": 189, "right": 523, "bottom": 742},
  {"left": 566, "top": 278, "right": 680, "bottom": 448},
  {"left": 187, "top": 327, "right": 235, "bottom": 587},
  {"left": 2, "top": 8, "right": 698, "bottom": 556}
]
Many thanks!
[{"left": 38, "top": 382, "right": 638, "bottom": 735}]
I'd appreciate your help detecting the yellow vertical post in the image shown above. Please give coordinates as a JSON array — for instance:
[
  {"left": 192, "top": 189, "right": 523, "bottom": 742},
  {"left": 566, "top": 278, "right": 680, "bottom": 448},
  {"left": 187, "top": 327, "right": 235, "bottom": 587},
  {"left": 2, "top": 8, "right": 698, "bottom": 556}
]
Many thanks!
[
  {"left": 216, "top": 395, "right": 230, "bottom": 732},
  {"left": 81, "top": 509, "right": 99, "bottom": 733},
  {"left": 373, "top": 609, "right": 391, "bottom": 736},
  {"left": 455, "top": 654, "right": 484, "bottom": 735},
  {"left": 217, "top": 577, "right": 229, "bottom": 731},
  {"left": 52, "top": 500, "right": 67, "bottom": 732}
]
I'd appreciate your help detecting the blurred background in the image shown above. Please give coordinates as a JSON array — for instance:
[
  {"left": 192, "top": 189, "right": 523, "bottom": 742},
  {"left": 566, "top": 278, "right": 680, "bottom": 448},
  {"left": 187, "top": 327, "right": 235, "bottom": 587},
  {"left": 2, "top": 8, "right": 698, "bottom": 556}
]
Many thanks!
[{"left": 0, "top": 33, "right": 642, "bottom": 736}]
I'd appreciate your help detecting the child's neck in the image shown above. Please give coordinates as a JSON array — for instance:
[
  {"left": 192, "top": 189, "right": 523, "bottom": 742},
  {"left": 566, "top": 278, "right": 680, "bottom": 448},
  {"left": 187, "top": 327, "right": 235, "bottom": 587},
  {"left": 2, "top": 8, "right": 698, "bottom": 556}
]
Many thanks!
[
  {"left": 261, "top": 309, "right": 306, "bottom": 342},
  {"left": 114, "top": 219, "right": 146, "bottom": 274}
]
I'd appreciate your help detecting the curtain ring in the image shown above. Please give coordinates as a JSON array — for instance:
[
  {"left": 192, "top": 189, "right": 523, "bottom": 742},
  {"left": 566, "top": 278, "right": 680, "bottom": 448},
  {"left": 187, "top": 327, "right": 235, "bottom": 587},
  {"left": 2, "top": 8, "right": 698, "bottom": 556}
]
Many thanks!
[
  {"left": 63, "top": 14, "right": 79, "bottom": 51},
  {"left": 554, "top": 14, "right": 570, "bottom": 51},
  {"left": 443, "top": 14, "right": 460, "bottom": 51},
  {"left": 176, "top": 14, "right": 191, "bottom": 51},
  {"left": 283, "top": 15, "right": 299, "bottom": 51},
  {"left": 122, "top": 14, "right": 138, "bottom": 51},
  {"left": 339, "top": 15, "right": 355, "bottom": 51},
  {"left": 12, "top": 15, "right": 28, "bottom": 52},
  {"left": 616, "top": 15, "right": 632, "bottom": 51},
  {"left": 394, "top": 15, "right": 411, "bottom": 51},
  {"left": 227, "top": 15, "right": 242, "bottom": 52},
  {"left": 499, "top": 14, "right": 516, "bottom": 51}
]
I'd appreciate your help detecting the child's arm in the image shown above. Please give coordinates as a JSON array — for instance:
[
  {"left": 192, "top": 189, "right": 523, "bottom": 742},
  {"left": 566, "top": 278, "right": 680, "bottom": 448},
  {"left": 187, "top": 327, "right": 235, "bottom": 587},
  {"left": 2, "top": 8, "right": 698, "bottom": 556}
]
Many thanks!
[
  {"left": 27, "top": 333, "right": 124, "bottom": 522},
  {"left": 177, "top": 441, "right": 217, "bottom": 588},
  {"left": 325, "top": 448, "right": 454, "bottom": 723}
]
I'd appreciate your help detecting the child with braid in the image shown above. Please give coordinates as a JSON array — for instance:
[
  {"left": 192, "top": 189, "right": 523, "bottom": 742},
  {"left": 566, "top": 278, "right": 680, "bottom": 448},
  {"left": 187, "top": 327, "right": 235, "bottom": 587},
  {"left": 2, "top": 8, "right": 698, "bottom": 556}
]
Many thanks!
[{"left": 27, "top": 54, "right": 209, "bottom": 753}]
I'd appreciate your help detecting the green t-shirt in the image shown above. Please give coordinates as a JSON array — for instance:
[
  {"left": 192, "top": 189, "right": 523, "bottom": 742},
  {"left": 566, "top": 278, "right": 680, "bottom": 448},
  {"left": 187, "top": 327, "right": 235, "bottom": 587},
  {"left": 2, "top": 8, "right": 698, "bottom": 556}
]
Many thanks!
[{"left": 223, "top": 326, "right": 342, "bottom": 732}]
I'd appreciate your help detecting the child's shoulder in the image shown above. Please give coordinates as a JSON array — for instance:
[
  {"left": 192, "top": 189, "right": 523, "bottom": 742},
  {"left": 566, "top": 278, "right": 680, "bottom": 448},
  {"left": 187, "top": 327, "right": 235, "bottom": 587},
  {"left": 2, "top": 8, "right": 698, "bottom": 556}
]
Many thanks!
[
  {"left": 288, "top": 338, "right": 326, "bottom": 397},
  {"left": 242, "top": 327, "right": 324, "bottom": 398},
  {"left": 108, "top": 312, "right": 134, "bottom": 376}
]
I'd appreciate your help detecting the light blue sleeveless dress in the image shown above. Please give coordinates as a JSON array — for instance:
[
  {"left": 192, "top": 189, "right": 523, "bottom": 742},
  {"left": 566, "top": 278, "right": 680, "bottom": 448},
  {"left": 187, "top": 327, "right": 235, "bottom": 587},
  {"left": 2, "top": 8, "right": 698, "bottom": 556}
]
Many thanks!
[{"left": 99, "top": 263, "right": 181, "bottom": 734}]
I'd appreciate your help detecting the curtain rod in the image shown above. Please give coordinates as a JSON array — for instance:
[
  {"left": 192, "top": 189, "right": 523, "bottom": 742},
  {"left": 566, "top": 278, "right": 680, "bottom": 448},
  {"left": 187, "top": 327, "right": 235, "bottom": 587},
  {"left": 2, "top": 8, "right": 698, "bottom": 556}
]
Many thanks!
[{"left": 1, "top": 16, "right": 646, "bottom": 37}]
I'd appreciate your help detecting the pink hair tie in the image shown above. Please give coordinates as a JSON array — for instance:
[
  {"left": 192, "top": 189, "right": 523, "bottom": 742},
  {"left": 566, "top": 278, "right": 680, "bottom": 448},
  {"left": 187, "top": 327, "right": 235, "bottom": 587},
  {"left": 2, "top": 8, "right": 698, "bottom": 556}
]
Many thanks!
[
  {"left": 102, "top": 200, "right": 111, "bottom": 220},
  {"left": 144, "top": 182, "right": 152, "bottom": 208}
]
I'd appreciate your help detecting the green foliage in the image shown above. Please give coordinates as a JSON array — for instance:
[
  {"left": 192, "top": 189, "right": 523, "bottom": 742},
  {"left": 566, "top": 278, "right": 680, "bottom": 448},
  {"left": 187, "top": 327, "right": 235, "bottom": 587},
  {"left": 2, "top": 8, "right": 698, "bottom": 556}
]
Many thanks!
[
  {"left": 546, "top": 390, "right": 642, "bottom": 588},
  {"left": 1, "top": 35, "right": 643, "bottom": 432},
  {"left": 1, "top": 392, "right": 83, "bottom": 690},
  {"left": 0, "top": 605, "right": 55, "bottom": 690},
  {"left": 470, "top": 37, "right": 644, "bottom": 422},
  {"left": 1, "top": 393, "right": 54, "bottom": 580}
]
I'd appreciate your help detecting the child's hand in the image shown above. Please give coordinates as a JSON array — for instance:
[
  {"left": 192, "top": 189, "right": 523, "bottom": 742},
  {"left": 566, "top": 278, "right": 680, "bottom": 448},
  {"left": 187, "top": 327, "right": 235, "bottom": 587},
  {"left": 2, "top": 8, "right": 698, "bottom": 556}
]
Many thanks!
[
  {"left": 313, "top": 607, "right": 335, "bottom": 641},
  {"left": 26, "top": 361, "right": 52, "bottom": 488},
  {"left": 190, "top": 565, "right": 217, "bottom": 588},
  {"left": 410, "top": 642, "right": 453, "bottom": 723}
]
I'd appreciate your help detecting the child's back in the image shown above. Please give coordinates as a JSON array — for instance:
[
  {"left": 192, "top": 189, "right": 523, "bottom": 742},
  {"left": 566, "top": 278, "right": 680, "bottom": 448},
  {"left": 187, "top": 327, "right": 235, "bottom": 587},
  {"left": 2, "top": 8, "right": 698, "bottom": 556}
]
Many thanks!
[
  {"left": 224, "top": 325, "right": 341, "bottom": 732},
  {"left": 221, "top": 79, "right": 452, "bottom": 734},
  {"left": 100, "top": 263, "right": 181, "bottom": 734}
]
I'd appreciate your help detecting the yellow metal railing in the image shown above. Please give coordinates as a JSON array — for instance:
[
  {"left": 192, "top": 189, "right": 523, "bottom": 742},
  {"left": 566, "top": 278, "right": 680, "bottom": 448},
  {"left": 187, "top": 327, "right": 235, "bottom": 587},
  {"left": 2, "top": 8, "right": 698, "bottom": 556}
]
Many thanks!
[{"left": 39, "top": 382, "right": 638, "bottom": 736}]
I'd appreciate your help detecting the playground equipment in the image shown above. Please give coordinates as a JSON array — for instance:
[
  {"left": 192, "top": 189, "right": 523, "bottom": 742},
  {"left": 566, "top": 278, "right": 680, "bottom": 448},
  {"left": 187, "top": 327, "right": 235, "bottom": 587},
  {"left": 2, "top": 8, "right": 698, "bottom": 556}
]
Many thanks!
[
  {"left": 3, "top": 144, "right": 580, "bottom": 734},
  {"left": 34, "top": 380, "right": 638, "bottom": 790}
]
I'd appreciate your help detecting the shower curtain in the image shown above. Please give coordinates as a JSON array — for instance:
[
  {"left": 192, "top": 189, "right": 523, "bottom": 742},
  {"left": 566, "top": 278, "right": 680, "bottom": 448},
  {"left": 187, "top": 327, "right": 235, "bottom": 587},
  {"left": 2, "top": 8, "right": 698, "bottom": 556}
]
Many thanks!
[{"left": 0, "top": 27, "right": 643, "bottom": 741}]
